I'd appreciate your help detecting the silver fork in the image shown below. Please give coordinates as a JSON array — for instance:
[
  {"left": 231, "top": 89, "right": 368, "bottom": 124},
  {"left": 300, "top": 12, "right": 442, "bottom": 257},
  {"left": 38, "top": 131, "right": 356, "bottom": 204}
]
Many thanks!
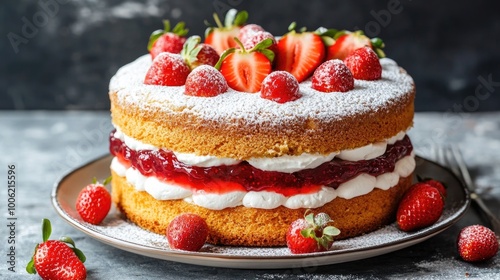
[{"left": 434, "top": 145, "right": 500, "bottom": 238}]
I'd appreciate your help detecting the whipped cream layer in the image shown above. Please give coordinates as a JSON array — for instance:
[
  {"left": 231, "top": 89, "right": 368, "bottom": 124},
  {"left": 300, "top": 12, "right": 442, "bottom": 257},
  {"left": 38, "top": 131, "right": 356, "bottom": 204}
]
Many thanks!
[
  {"left": 113, "top": 127, "right": 406, "bottom": 173},
  {"left": 111, "top": 152, "right": 415, "bottom": 210}
]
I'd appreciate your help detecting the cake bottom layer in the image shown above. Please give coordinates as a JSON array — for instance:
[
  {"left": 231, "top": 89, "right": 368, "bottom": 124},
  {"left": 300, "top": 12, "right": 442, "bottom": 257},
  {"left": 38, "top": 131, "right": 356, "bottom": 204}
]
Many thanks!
[{"left": 111, "top": 170, "right": 414, "bottom": 247}]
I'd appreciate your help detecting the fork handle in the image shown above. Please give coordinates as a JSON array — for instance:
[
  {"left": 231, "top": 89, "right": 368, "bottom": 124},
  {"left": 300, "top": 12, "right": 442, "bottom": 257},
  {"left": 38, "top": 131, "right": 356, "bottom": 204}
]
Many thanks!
[{"left": 470, "top": 192, "right": 500, "bottom": 237}]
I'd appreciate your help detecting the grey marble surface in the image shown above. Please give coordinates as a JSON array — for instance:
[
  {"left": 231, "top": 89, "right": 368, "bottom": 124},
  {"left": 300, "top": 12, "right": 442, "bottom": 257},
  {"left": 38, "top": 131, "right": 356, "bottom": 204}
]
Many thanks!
[{"left": 1, "top": 111, "right": 499, "bottom": 279}]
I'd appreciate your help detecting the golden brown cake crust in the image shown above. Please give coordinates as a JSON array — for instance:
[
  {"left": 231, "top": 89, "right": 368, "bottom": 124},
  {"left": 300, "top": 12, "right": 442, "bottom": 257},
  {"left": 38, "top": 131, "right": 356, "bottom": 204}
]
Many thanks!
[
  {"left": 110, "top": 89, "right": 414, "bottom": 159},
  {"left": 111, "top": 170, "right": 414, "bottom": 247}
]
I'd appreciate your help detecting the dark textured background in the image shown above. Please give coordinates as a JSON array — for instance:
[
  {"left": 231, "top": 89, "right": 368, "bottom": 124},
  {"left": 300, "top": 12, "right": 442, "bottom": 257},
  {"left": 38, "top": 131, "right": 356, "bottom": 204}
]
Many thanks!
[{"left": 1, "top": 0, "right": 499, "bottom": 111}]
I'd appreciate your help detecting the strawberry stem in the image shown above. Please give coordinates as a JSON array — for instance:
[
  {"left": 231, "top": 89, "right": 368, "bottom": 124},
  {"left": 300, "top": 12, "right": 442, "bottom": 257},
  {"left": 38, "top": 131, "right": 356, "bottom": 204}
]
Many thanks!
[{"left": 213, "top": 12, "right": 224, "bottom": 29}]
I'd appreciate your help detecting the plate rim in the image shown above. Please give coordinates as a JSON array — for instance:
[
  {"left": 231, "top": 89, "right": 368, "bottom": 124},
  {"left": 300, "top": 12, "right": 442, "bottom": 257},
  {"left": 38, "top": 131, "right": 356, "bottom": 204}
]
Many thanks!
[{"left": 51, "top": 154, "right": 470, "bottom": 268}]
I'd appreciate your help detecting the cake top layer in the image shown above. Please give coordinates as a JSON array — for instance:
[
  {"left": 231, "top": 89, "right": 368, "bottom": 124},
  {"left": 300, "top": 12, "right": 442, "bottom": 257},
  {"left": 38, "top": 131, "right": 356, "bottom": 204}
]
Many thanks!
[{"left": 110, "top": 55, "right": 414, "bottom": 126}]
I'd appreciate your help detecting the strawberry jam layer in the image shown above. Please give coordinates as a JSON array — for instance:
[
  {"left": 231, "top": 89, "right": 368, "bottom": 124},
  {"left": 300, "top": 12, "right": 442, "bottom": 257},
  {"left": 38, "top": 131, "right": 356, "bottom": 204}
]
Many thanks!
[{"left": 109, "top": 131, "right": 413, "bottom": 196}]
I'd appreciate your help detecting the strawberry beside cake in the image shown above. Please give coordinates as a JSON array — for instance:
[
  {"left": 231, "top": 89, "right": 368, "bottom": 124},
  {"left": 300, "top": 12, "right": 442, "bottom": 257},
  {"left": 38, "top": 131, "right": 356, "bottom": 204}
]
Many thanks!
[{"left": 108, "top": 10, "right": 416, "bottom": 247}]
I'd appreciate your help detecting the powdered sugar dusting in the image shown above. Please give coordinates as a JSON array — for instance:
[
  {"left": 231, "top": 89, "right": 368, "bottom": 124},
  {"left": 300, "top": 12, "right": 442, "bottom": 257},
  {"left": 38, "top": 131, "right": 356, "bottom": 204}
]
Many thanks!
[{"left": 110, "top": 55, "right": 414, "bottom": 126}]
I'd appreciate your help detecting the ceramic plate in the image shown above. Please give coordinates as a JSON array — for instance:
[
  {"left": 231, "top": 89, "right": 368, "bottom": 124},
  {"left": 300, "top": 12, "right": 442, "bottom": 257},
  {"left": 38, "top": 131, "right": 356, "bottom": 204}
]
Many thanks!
[{"left": 52, "top": 155, "right": 469, "bottom": 269}]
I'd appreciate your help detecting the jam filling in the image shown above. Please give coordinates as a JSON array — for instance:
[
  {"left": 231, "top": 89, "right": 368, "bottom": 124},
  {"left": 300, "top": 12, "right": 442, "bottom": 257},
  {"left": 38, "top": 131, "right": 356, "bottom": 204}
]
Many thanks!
[{"left": 109, "top": 132, "right": 413, "bottom": 196}]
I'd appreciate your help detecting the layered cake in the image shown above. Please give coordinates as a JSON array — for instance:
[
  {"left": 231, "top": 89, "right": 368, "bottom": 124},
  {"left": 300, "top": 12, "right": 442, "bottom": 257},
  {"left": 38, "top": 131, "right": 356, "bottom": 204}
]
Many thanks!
[{"left": 108, "top": 11, "right": 416, "bottom": 247}]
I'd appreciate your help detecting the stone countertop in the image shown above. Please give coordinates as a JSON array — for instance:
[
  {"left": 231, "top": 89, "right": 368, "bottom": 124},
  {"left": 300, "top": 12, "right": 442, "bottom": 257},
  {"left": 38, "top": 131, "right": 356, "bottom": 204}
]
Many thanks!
[{"left": 1, "top": 111, "right": 499, "bottom": 279}]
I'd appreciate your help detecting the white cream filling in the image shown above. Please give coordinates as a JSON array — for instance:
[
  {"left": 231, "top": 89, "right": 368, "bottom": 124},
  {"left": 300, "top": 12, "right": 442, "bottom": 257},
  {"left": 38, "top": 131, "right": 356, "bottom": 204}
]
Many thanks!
[
  {"left": 113, "top": 126, "right": 408, "bottom": 173},
  {"left": 111, "top": 151, "right": 415, "bottom": 210}
]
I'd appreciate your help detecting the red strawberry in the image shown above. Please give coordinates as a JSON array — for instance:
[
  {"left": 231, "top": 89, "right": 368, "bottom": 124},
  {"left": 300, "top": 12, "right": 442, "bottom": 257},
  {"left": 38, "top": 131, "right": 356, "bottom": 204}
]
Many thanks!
[
  {"left": 242, "top": 31, "right": 276, "bottom": 51},
  {"left": 457, "top": 225, "right": 499, "bottom": 262},
  {"left": 27, "top": 219, "right": 86, "bottom": 280},
  {"left": 344, "top": 46, "right": 382, "bottom": 80},
  {"left": 167, "top": 213, "right": 209, "bottom": 251},
  {"left": 260, "top": 71, "right": 301, "bottom": 103},
  {"left": 216, "top": 38, "right": 273, "bottom": 93},
  {"left": 181, "top": 36, "right": 220, "bottom": 69},
  {"left": 205, "top": 9, "right": 248, "bottom": 54},
  {"left": 396, "top": 183, "right": 444, "bottom": 231},
  {"left": 148, "top": 20, "right": 189, "bottom": 59},
  {"left": 76, "top": 177, "right": 112, "bottom": 225},
  {"left": 275, "top": 22, "right": 326, "bottom": 82},
  {"left": 311, "top": 59, "right": 354, "bottom": 92},
  {"left": 421, "top": 178, "right": 447, "bottom": 198},
  {"left": 286, "top": 211, "right": 340, "bottom": 254},
  {"left": 185, "top": 65, "right": 228, "bottom": 97},
  {"left": 238, "top": 23, "right": 265, "bottom": 43},
  {"left": 144, "top": 52, "right": 191, "bottom": 86},
  {"left": 327, "top": 31, "right": 371, "bottom": 61}
]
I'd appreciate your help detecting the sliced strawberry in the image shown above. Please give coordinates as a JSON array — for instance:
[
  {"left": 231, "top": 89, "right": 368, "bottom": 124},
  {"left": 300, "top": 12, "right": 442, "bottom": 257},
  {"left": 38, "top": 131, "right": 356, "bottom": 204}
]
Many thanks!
[
  {"left": 148, "top": 20, "right": 189, "bottom": 59},
  {"left": 216, "top": 38, "right": 273, "bottom": 93},
  {"left": 204, "top": 9, "right": 248, "bottom": 54},
  {"left": 275, "top": 22, "right": 326, "bottom": 82},
  {"left": 327, "top": 30, "right": 386, "bottom": 60},
  {"left": 144, "top": 52, "right": 191, "bottom": 86},
  {"left": 185, "top": 65, "right": 228, "bottom": 97},
  {"left": 344, "top": 46, "right": 382, "bottom": 80},
  {"left": 311, "top": 59, "right": 354, "bottom": 92},
  {"left": 260, "top": 71, "right": 300, "bottom": 103}
]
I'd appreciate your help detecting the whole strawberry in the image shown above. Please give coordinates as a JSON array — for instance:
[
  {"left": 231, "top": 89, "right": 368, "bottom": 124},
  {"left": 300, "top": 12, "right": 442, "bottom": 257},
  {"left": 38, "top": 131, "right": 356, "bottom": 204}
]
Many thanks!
[
  {"left": 311, "top": 59, "right": 354, "bottom": 93},
  {"left": 260, "top": 71, "right": 301, "bottom": 103},
  {"left": 27, "top": 219, "right": 86, "bottom": 280},
  {"left": 76, "top": 177, "right": 112, "bottom": 225},
  {"left": 167, "top": 213, "right": 209, "bottom": 251},
  {"left": 286, "top": 211, "right": 340, "bottom": 254},
  {"left": 396, "top": 183, "right": 444, "bottom": 231},
  {"left": 144, "top": 52, "right": 191, "bottom": 86},
  {"left": 344, "top": 46, "right": 382, "bottom": 80},
  {"left": 181, "top": 36, "right": 220, "bottom": 70},
  {"left": 184, "top": 65, "right": 228, "bottom": 97},
  {"left": 421, "top": 178, "right": 447, "bottom": 198},
  {"left": 148, "top": 20, "right": 189, "bottom": 59},
  {"left": 457, "top": 225, "right": 499, "bottom": 262}
]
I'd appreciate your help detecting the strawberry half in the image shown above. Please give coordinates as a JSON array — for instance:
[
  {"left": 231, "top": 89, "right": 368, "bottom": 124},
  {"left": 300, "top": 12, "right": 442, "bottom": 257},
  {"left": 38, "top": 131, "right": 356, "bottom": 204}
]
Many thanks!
[
  {"left": 27, "top": 219, "right": 87, "bottom": 280},
  {"left": 396, "top": 183, "right": 445, "bottom": 232},
  {"left": 327, "top": 30, "right": 386, "bottom": 61},
  {"left": 215, "top": 38, "right": 273, "bottom": 93},
  {"left": 148, "top": 20, "right": 189, "bottom": 59},
  {"left": 286, "top": 211, "right": 341, "bottom": 254},
  {"left": 204, "top": 9, "right": 248, "bottom": 54},
  {"left": 275, "top": 22, "right": 326, "bottom": 82}
]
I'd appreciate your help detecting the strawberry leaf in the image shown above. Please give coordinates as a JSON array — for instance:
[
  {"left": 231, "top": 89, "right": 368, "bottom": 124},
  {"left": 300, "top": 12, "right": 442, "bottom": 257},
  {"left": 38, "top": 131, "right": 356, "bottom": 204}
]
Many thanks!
[
  {"left": 163, "top": 20, "right": 171, "bottom": 32},
  {"left": 172, "top": 21, "right": 189, "bottom": 37},
  {"left": 214, "top": 47, "right": 236, "bottom": 70},
  {"left": 60, "top": 236, "right": 76, "bottom": 247},
  {"left": 92, "top": 177, "right": 97, "bottom": 184},
  {"left": 224, "top": 9, "right": 237, "bottom": 28},
  {"left": 233, "top": 10, "right": 248, "bottom": 26},
  {"left": 42, "top": 219, "right": 51, "bottom": 242},
  {"left": 147, "top": 30, "right": 164, "bottom": 51},
  {"left": 323, "top": 226, "right": 341, "bottom": 236},
  {"left": 103, "top": 176, "right": 112, "bottom": 186},
  {"left": 288, "top": 22, "right": 297, "bottom": 32},
  {"left": 259, "top": 49, "right": 275, "bottom": 63},
  {"left": 26, "top": 257, "right": 36, "bottom": 274},
  {"left": 73, "top": 248, "right": 87, "bottom": 263},
  {"left": 304, "top": 213, "right": 315, "bottom": 226}
]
